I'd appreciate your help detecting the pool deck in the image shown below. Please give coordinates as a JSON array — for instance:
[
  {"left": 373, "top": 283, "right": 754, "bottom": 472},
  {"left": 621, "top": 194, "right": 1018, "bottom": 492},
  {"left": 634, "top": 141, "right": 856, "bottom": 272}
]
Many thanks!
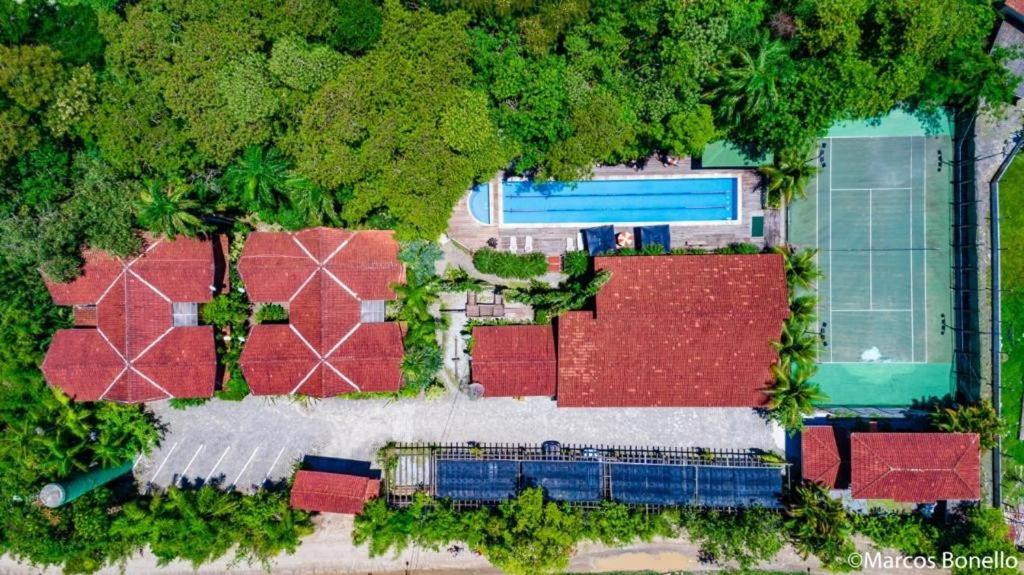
[{"left": 447, "top": 157, "right": 780, "bottom": 255}]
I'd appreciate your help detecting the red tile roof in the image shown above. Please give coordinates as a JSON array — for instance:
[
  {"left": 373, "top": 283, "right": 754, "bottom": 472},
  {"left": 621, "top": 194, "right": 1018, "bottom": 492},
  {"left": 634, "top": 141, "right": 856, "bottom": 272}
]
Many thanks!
[
  {"left": 556, "top": 254, "right": 789, "bottom": 407},
  {"left": 802, "top": 426, "right": 841, "bottom": 488},
  {"left": 471, "top": 325, "right": 557, "bottom": 397},
  {"left": 238, "top": 229, "right": 406, "bottom": 396},
  {"left": 1006, "top": 0, "right": 1024, "bottom": 18},
  {"left": 289, "top": 470, "right": 380, "bottom": 514},
  {"left": 850, "top": 432, "right": 981, "bottom": 502},
  {"left": 41, "top": 238, "right": 218, "bottom": 402}
]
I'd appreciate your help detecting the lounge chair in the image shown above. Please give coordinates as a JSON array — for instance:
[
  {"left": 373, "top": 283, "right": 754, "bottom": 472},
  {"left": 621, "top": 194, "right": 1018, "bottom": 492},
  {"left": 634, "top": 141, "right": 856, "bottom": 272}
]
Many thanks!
[
  {"left": 636, "top": 225, "right": 671, "bottom": 253},
  {"left": 524, "top": 236, "right": 534, "bottom": 252},
  {"left": 566, "top": 237, "right": 575, "bottom": 252},
  {"left": 582, "top": 225, "right": 616, "bottom": 256},
  {"left": 508, "top": 236, "right": 518, "bottom": 253}
]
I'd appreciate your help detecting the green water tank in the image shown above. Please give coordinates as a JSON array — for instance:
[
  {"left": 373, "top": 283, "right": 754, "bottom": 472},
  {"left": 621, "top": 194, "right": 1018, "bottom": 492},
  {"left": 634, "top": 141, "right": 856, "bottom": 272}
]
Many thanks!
[{"left": 38, "top": 459, "right": 134, "bottom": 508}]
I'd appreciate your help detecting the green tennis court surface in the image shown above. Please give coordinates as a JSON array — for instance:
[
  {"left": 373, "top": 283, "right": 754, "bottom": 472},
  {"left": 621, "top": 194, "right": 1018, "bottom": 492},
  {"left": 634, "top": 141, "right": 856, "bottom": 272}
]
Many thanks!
[{"left": 788, "top": 113, "right": 955, "bottom": 407}]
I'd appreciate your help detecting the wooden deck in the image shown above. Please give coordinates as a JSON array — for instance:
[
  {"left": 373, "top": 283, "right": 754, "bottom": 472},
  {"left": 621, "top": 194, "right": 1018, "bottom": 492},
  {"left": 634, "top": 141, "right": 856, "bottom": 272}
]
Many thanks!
[{"left": 446, "top": 157, "right": 782, "bottom": 256}]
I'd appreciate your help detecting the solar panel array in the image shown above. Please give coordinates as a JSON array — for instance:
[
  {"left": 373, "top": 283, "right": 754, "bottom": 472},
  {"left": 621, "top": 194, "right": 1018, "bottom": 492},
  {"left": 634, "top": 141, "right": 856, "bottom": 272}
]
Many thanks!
[
  {"left": 521, "top": 461, "right": 602, "bottom": 502},
  {"left": 436, "top": 460, "right": 518, "bottom": 501},
  {"left": 434, "top": 458, "right": 782, "bottom": 507}
]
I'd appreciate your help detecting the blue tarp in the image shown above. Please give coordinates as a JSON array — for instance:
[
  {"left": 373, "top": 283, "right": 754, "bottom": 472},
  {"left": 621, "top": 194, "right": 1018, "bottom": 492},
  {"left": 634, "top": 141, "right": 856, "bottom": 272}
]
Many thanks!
[
  {"left": 608, "top": 464, "right": 695, "bottom": 506},
  {"left": 436, "top": 460, "right": 518, "bottom": 501},
  {"left": 636, "top": 225, "right": 671, "bottom": 253},
  {"left": 696, "top": 466, "right": 782, "bottom": 508},
  {"left": 521, "top": 461, "right": 602, "bottom": 502},
  {"left": 583, "top": 225, "right": 617, "bottom": 256}
]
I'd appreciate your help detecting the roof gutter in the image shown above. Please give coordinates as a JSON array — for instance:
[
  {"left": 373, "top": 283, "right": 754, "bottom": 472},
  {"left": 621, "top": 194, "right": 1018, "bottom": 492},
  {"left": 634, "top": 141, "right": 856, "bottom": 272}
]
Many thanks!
[{"left": 989, "top": 134, "right": 1023, "bottom": 509}]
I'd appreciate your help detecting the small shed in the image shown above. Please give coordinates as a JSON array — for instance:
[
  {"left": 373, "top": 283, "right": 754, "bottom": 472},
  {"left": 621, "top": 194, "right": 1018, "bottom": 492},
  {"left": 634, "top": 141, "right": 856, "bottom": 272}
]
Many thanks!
[{"left": 290, "top": 470, "right": 380, "bottom": 514}]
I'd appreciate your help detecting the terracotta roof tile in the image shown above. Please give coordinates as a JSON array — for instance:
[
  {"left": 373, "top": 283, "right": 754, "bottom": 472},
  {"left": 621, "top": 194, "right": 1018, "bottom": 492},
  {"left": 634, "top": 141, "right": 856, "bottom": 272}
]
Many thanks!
[
  {"left": 471, "top": 325, "right": 557, "bottom": 397},
  {"left": 556, "top": 255, "right": 789, "bottom": 407},
  {"left": 40, "top": 237, "right": 218, "bottom": 402},
  {"left": 238, "top": 228, "right": 406, "bottom": 396},
  {"left": 289, "top": 470, "right": 380, "bottom": 514},
  {"left": 850, "top": 432, "right": 980, "bottom": 502},
  {"left": 802, "top": 426, "right": 841, "bottom": 488}
]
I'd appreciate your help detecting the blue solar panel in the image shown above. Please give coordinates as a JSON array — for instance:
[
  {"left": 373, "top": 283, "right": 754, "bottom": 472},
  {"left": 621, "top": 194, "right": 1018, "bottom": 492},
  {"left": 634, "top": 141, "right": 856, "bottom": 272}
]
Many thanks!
[
  {"left": 436, "top": 460, "right": 518, "bottom": 501},
  {"left": 608, "top": 463, "right": 695, "bottom": 506},
  {"left": 521, "top": 461, "right": 601, "bottom": 502},
  {"left": 696, "top": 466, "right": 782, "bottom": 508}
]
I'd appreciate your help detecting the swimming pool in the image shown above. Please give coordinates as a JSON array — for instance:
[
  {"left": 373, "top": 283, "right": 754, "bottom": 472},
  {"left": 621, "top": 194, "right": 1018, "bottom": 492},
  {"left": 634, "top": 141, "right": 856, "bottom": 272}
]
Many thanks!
[{"left": 484, "top": 176, "right": 740, "bottom": 226}]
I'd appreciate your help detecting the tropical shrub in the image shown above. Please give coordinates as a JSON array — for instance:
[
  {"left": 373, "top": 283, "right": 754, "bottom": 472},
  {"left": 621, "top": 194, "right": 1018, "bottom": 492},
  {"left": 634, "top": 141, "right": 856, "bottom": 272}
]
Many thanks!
[
  {"left": 774, "top": 245, "right": 822, "bottom": 291},
  {"left": 472, "top": 248, "right": 548, "bottom": 279},
  {"left": 767, "top": 361, "right": 825, "bottom": 433},
  {"left": 760, "top": 149, "right": 818, "bottom": 209},
  {"left": 680, "top": 507, "right": 785, "bottom": 569},
  {"left": 930, "top": 400, "right": 1004, "bottom": 450},
  {"left": 785, "top": 482, "right": 856, "bottom": 571},
  {"left": 561, "top": 250, "right": 590, "bottom": 278},
  {"left": 254, "top": 303, "right": 288, "bottom": 324},
  {"left": 504, "top": 270, "right": 611, "bottom": 323}
]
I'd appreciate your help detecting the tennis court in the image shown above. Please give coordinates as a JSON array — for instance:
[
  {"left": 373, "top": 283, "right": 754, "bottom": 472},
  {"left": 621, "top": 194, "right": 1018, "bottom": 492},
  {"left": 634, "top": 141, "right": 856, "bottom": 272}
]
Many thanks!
[{"left": 788, "top": 111, "right": 956, "bottom": 406}]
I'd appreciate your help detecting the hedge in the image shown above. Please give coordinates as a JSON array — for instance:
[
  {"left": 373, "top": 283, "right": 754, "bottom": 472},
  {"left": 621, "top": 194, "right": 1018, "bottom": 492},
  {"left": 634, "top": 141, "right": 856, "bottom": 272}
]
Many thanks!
[{"left": 472, "top": 248, "right": 548, "bottom": 279}]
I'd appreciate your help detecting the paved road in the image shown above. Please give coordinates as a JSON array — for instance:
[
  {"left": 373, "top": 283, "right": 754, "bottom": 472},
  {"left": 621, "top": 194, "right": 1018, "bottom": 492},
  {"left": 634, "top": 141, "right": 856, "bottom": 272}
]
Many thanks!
[{"left": 136, "top": 393, "right": 784, "bottom": 492}]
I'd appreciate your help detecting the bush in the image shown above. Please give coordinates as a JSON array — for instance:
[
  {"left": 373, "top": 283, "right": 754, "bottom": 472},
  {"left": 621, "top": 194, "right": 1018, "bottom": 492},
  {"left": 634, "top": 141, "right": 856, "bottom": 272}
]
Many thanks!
[
  {"left": 200, "top": 294, "right": 249, "bottom": 328},
  {"left": 330, "top": 0, "right": 382, "bottom": 54},
  {"left": 254, "top": 303, "right": 288, "bottom": 324},
  {"left": 853, "top": 511, "right": 940, "bottom": 557},
  {"left": 930, "top": 400, "right": 1004, "bottom": 450},
  {"left": 472, "top": 248, "right": 548, "bottom": 279},
  {"left": 398, "top": 240, "right": 442, "bottom": 283},
  {"left": 714, "top": 242, "right": 763, "bottom": 255},
  {"left": 681, "top": 507, "right": 785, "bottom": 569},
  {"left": 561, "top": 250, "right": 590, "bottom": 278}
]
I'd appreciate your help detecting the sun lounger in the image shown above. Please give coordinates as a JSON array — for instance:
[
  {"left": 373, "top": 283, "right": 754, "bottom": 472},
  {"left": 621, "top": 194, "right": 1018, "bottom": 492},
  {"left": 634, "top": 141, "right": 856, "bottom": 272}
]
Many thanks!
[
  {"left": 566, "top": 237, "right": 575, "bottom": 251},
  {"left": 524, "top": 236, "right": 534, "bottom": 252},
  {"left": 508, "top": 236, "right": 518, "bottom": 253}
]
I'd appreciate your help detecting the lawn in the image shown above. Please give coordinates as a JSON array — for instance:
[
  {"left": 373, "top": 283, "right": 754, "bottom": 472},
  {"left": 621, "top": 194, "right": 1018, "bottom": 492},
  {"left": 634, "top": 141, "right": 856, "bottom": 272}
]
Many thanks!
[{"left": 999, "top": 157, "right": 1024, "bottom": 472}]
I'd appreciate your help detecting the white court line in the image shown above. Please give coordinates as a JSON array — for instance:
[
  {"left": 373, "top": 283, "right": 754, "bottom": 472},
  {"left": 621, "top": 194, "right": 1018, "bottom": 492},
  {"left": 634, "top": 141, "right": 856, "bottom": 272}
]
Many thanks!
[
  {"left": 868, "top": 188, "right": 873, "bottom": 309},
  {"left": 829, "top": 187, "right": 912, "bottom": 191},
  {"left": 913, "top": 137, "right": 921, "bottom": 360},
  {"left": 264, "top": 446, "right": 288, "bottom": 482},
  {"left": 823, "top": 139, "right": 831, "bottom": 360},
  {"left": 232, "top": 446, "right": 261, "bottom": 487},
  {"left": 923, "top": 138, "right": 929, "bottom": 360},
  {"left": 148, "top": 441, "right": 180, "bottom": 485},
  {"left": 206, "top": 447, "right": 231, "bottom": 483},
  {"left": 832, "top": 309, "right": 912, "bottom": 313}
]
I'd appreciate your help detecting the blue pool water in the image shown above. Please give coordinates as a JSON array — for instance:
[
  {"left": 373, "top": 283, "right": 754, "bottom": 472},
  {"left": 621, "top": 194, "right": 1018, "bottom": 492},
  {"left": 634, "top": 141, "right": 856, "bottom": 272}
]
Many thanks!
[
  {"left": 500, "top": 177, "right": 738, "bottom": 225},
  {"left": 469, "top": 183, "right": 491, "bottom": 224}
]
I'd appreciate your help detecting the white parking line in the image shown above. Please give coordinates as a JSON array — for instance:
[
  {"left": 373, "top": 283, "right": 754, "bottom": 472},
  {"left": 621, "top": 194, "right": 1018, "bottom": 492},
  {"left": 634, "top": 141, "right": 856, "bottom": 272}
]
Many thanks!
[
  {"left": 206, "top": 446, "right": 231, "bottom": 483},
  {"left": 178, "top": 444, "right": 205, "bottom": 485},
  {"left": 147, "top": 441, "right": 180, "bottom": 485},
  {"left": 232, "top": 446, "right": 261, "bottom": 488},
  {"left": 264, "top": 446, "right": 287, "bottom": 483},
  {"left": 132, "top": 453, "right": 143, "bottom": 472}
]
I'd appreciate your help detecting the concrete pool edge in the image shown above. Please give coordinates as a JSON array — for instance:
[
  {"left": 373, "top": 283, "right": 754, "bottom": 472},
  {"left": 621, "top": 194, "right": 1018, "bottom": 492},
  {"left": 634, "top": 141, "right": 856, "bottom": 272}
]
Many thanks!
[{"left": 490, "top": 173, "right": 744, "bottom": 228}]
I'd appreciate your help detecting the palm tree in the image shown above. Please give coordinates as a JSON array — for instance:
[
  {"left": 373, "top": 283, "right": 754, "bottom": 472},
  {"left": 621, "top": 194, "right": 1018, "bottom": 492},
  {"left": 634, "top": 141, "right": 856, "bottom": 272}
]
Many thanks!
[
  {"left": 772, "top": 317, "right": 819, "bottom": 368},
  {"left": 760, "top": 150, "right": 818, "bottom": 208},
  {"left": 789, "top": 294, "right": 818, "bottom": 326},
  {"left": 767, "top": 361, "right": 826, "bottom": 432},
  {"left": 137, "top": 180, "right": 204, "bottom": 238},
  {"left": 930, "top": 400, "right": 1004, "bottom": 449},
  {"left": 223, "top": 146, "right": 290, "bottom": 212},
  {"left": 710, "top": 32, "right": 789, "bottom": 128},
  {"left": 773, "top": 245, "right": 823, "bottom": 291},
  {"left": 786, "top": 482, "right": 854, "bottom": 568},
  {"left": 284, "top": 174, "right": 339, "bottom": 227}
]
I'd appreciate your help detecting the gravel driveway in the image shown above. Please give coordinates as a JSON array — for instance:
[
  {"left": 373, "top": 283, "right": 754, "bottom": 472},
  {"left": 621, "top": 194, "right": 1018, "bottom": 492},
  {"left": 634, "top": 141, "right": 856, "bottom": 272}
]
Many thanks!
[{"left": 135, "top": 394, "right": 783, "bottom": 491}]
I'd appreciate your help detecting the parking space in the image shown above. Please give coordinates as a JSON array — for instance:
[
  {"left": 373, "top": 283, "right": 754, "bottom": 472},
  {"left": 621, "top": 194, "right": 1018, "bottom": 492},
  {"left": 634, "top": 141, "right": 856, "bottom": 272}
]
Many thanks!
[{"left": 136, "top": 393, "right": 784, "bottom": 492}]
